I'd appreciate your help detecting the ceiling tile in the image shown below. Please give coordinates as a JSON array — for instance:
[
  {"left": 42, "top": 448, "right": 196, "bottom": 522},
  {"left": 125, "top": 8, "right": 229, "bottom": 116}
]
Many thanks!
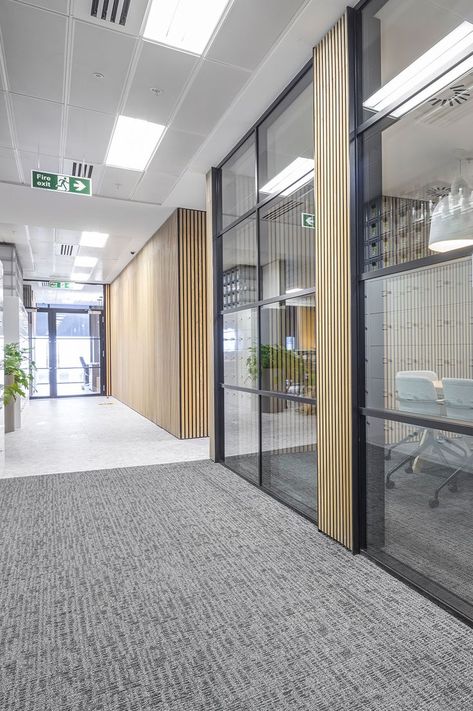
[
  {"left": 65, "top": 107, "right": 115, "bottom": 164},
  {"left": 172, "top": 60, "right": 250, "bottom": 135},
  {"left": 146, "top": 128, "right": 204, "bottom": 175},
  {"left": 16, "top": 0, "right": 68, "bottom": 12},
  {"left": 124, "top": 42, "right": 198, "bottom": 124},
  {"left": 21, "top": 152, "right": 60, "bottom": 179},
  {"left": 0, "top": 147, "right": 20, "bottom": 182},
  {"left": 28, "top": 226, "right": 55, "bottom": 243},
  {"left": 72, "top": 0, "right": 149, "bottom": 37},
  {"left": 0, "top": 0, "right": 66, "bottom": 102},
  {"left": 55, "top": 229, "right": 82, "bottom": 245},
  {"left": 98, "top": 166, "right": 142, "bottom": 199},
  {"left": 12, "top": 94, "right": 62, "bottom": 155},
  {"left": 0, "top": 93, "right": 12, "bottom": 148},
  {"left": 133, "top": 171, "right": 178, "bottom": 204},
  {"left": 69, "top": 22, "right": 135, "bottom": 114},
  {"left": 207, "top": 0, "right": 306, "bottom": 71}
]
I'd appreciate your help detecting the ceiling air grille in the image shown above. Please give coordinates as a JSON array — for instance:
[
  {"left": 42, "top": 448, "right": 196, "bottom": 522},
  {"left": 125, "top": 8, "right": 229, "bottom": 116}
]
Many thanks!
[
  {"left": 262, "top": 200, "right": 303, "bottom": 222},
  {"left": 72, "top": 162, "right": 93, "bottom": 179},
  {"left": 91, "top": 0, "right": 131, "bottom": 26},
  {"left": 54, "top": 244, "right": 80, "bottom": 258}
]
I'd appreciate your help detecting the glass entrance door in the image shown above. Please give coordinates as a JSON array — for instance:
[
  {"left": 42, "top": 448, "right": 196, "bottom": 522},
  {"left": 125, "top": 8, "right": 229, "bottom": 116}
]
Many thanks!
[{"left": 31, "top": 308, "right": 104, "bottom": 398}]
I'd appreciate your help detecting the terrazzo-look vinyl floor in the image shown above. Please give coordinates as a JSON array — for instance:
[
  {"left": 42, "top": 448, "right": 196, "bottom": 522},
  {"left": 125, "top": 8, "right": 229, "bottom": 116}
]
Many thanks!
[
  {"left": 4, "top": 397, "right": 209, "bottom": 478},
  {"left": 1, "top": 459, "right": 473, "bottom": 711}
]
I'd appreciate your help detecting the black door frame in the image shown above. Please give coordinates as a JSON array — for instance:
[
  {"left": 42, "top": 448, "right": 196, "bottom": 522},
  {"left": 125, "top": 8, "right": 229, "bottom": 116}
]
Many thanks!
[{"left": 31, "top": 306, "right": 106, "bottom": 399}]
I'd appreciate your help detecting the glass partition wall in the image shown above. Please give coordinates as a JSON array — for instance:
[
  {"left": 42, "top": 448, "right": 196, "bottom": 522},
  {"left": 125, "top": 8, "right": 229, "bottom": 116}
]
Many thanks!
[
  {"left": 356, "top": 0, "right": 473, "bottom": 621},
  {"left": 216, "top": 66, "right": 317, "bottom": 520}
]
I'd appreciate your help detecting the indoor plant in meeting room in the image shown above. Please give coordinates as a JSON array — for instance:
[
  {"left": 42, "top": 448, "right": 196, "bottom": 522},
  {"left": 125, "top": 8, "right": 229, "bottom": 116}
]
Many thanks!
[
  {"left": 3, "top": 342, "right": 35, "bottom": 433},
  {"left": 246, "top": 344, "right": 303, "bottom": 413}
]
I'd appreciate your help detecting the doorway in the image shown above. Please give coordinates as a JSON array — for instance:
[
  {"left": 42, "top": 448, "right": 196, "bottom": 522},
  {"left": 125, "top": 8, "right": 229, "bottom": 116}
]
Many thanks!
[{"left": 31, "top": 308, "right": 105, "bottom": 398}]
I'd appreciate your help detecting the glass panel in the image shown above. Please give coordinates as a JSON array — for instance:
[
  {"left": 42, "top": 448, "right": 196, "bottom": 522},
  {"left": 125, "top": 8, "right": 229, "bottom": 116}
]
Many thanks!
[
  {"left": 360, "top": 0, "right": 472, "bottom": 123},
  {"left": 221, "top": 135, "right": 256, "bottom": 229},
  {"left": 260, "top": 295, "right": 316, "bottom": 398},
  {"left": 32, "top": 311, "right": 48, "bottom": 337},
  {"left": 222, "top": 217, "right": 257, "bottom": 310},
  {"left": 31, "top": 338, "right": 49, "bottom": 369},
  {"left": 258, "top": 70, "right": 313, "bottom": 200},
  {"left": 56, "top": 338, "right": 99, "bottom": 368},
  {"left": 223, "top": 309, "right": 258, "bottom": 389},
  {"left": 224, "top": 390, "right": 259, "bottom": 483},
  {"left": 365, "top": 257, "right": 473, "bottom": 423},
  {"left": 260, "top": 181, "right": 315, "bottom": 299},
  {"left": 32, "top": 368, "right": 50, "bottom": 397},
  {"left": 55, "top": 312, "right": 101, "bottom": 337},
  {"left": 57, "top": 366, "right": 101, "bottom": 394},
  {"left": 261, "top": 397, "right": 317, "bottom": 518},
  {"left": 365, "top": 415, "right": 473, "bottom": 609}
]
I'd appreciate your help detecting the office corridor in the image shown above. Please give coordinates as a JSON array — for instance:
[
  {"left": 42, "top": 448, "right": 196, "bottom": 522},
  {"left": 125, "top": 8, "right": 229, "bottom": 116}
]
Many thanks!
[{"left": 0, "top": 459, "right": 471, "bottom": 711}]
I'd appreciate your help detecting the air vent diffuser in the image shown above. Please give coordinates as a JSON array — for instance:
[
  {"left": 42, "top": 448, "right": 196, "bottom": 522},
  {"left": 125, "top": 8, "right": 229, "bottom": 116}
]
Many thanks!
[
  {"left": 263, "top": 200, "right": 303, "bottom": 222},
  {"left": 54, "top": 244, "right": 80, "bottom": 258},
  {"left": 90, "top": 0, "right": 131, "bottom": 26},
  {"left": 72, "top": 162, "right": 93, "bottom": 179}
]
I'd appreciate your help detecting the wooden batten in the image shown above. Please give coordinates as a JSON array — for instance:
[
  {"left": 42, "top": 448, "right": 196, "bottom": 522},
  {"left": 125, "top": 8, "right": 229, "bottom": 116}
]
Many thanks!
[{"left": 314, "top": 13, "right": 353, "bottom": 549}]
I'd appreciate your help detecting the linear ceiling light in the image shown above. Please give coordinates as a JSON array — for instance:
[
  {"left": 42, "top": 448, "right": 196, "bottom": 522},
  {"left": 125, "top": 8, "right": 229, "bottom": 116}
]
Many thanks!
[
  {"left": 143, "top": 0, "right": 229, "bottom": 54},
  {"left": 74, "top": 256, "right": 98, "bottom": 268},
  {"left": 363, "top": 21, "right": 473, "bottom": 115},
  {"left": 282, "top": 169, "right": 315, "bottom": 197},
  {"left": 260, "top": 158, "right": 314, "bottom": 196},
  {"left": 80, "top": 231, "right": 109, "bottom": 248},
  {"left": 106, "top": 116, "right": 165, "bottom": 171}
]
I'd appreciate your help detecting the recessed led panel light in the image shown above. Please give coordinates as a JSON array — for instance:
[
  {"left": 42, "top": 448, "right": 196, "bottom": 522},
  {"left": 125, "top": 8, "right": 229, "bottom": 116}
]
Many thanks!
[
  {"left": 363, "top": 21, "right": 473, "bottom": 115},
  {"left": 80, "top": 231, "right": 109, "bottom": 248},
  {"left": 74, "top": 256, "right": 98, "bottom": 268},
  {"left": 144, "top": 0, "right": 229, "bottom": 54},
  {"left": 106, "top": 116, "right": 165, "bottom": 171},
  {"left": 260, "top": 158, "right": 314, "bottom": 196}
]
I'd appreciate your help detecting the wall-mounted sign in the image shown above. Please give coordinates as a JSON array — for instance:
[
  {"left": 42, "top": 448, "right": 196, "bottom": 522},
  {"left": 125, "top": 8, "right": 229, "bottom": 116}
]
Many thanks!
[
  {"left": 31, "top": 171, "right": 92, "bottom": 196},
  {"left": 48, "top": 281, "right": 71, "bottom": 289},
  {"left": 301, "top": 212, "right": 315, "bottom": 229}
]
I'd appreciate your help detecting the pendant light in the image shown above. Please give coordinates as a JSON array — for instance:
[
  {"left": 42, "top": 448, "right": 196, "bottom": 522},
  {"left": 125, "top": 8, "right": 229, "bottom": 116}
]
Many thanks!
[{"left": 429, "top": 160, "right": 473, "bottom": 252}]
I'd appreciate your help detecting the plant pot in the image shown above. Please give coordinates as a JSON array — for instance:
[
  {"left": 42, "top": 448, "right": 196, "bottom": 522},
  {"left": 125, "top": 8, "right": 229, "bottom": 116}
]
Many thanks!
[{"left": 4, "top": 374, "right": 15, "bottom": 434}]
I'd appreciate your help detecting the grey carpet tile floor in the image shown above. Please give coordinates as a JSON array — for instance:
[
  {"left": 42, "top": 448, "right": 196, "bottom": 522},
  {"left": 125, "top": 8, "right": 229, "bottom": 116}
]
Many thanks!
[{"left": 1, "top": 460, "right": 472, "bottom": 711}]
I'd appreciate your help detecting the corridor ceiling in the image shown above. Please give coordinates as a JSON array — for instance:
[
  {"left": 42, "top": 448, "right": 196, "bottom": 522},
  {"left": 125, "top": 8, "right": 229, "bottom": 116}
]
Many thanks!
[{"left": 0, "top": 0, "right": 353, "bottom": 282}]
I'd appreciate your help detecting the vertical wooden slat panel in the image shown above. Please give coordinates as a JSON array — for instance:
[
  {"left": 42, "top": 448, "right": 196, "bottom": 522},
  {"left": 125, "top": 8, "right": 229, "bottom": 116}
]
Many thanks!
[
  {"left": 178, "top": 208, "right": 209, "bottom": 439},
  {"left": 314, "top": 14, "right": 352, "bottom": 549}
]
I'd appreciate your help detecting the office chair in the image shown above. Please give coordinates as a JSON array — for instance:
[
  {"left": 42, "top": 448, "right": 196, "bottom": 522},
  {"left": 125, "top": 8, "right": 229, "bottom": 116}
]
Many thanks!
[
  {"left": 80, "top": 356, "right": 90, "bottom": 387},
  {"left": 385, "top": 370, "right": 438, "bottom": 461},
  {"left": 385, "top": 374, "right": 459, "bottom": 489},
  {"left": 428, "top": 378, "right": 473, "bottom": 508}
]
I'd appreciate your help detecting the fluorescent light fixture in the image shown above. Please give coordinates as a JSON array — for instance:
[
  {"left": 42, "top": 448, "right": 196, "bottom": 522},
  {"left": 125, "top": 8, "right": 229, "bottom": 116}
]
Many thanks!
[
  {"left": 260, "top": 158, "right": 314, "bottom": 196},
  {"left": 74, "top": 256, "right": 98, "bottom": 268},
  {"left": 282, "top": 169, "right": 314, "bottom": 197},
  {"left": 363, "top": 21, "right": 473, "bottom": 115},
  {"left": 106, "top": 115, "right": 165, "bottom": 171},
  {"left": 286, "top": 288, "right": 304, "bottom": 294},
  {"left": 144, "top": 0, "right": 228, "bottom": 54},
  {"left": 71, "top": 272, "right": 92, "bottom": 281},
  {"left": 80, "top": 231, "right": 109, "bottom": 248}
]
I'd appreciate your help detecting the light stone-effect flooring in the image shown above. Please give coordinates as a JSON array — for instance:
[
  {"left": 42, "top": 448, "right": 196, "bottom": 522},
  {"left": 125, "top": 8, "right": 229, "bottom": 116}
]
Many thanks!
[{"left": 4, "top": 396, "right": 209, "bottom": 478}]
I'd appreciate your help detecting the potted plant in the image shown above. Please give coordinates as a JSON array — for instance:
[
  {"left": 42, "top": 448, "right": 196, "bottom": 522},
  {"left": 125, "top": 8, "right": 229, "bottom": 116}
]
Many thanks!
[
  {"left": 3, "top": 343, "right": 35, "bottom": 433},
  {"left": 246, "top": 344, "right": 304, "bottom": 412}
]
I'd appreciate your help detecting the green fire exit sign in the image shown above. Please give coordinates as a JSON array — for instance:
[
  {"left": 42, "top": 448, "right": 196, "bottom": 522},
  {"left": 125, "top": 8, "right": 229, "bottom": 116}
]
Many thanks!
[
  {"left": 49, "top": 281, "right": 71, "bottom": 289},
  {"left": 301, "top": 212, "right": 315, "bottom": 229},
  {"left": 31, "top": 170, "right": 92, "bottom": 196}
]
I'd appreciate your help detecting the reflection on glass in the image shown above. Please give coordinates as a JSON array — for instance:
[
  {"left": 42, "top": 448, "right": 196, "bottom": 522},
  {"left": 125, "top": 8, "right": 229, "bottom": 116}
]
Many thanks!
[
  {"left": 32, "top": 369, "right": 50, "bottom": 397},
  {"left": 365, "top": 257, "right": 473, "bottom": 422},
  {"left": 262, "top": 397, "right": 316, "bottom": 518},
  {"left": 56, "top": 312, "right": 96, "bottom": 337},
  {"left": 258, "top": 70, "right": 313, "bottom": 199},
  {"left": 260, "top": 182, "right": 315, "bottom": 299},
  {"left": 223, "top": 309, "right": 258, "bottom": 389},
  {"left": 221, "top": 136, "right": 256, "bottom": 228},
  {"left": 366, "top": 415, "right": 473, "bottom": 608},
  {"left": 260, "top": 295, "right": 316, "bottom": 398},
  {"left": 224, "top": 390, "right": 259, "bottom": 483},
  {"left": 222, "top": 217, "right": 257, "bottom": 310}
]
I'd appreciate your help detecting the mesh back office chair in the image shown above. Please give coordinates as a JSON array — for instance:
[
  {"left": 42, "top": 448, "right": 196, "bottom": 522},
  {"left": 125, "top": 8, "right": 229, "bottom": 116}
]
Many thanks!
[
  {"left": 428, "top": 378, "right": 473, "bottom": 508},
  {"left": 385, "top": 373, "right": 458, "bottom": 488},
  {"left": 385, "top": 371, "right": 438, "bottom": 461}
]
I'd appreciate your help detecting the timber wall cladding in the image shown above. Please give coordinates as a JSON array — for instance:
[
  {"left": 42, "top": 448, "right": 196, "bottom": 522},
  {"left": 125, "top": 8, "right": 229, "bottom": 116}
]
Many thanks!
[
  {"left": 109, "top": 208, "right": 208, "bottom": 439},
  {"left": 314, "top": 13, "right": 353, "bottom": 549}
]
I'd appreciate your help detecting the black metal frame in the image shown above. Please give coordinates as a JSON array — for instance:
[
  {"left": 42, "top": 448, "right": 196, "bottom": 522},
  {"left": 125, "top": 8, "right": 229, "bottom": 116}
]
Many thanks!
[
  {"left": 213, "top": 61, "right": 317, "bottom": 521},
  {"left": 31, "top": 306, "right": 106, "bottom": 399},
  {"left": 350, "top": 0, "right": 473, "bottom": 624}
]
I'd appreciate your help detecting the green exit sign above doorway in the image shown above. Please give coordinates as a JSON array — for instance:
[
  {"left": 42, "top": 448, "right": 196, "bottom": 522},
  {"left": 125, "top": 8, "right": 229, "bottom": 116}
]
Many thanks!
[
  {"left": 31, "top": 170, "right": 92, "bottom": 196},
  {"left": 301, "top": 212, "right": 315, "bottom": 229},
  {"left": 48, "top": 281, "right": 71, "bottom": 289}
]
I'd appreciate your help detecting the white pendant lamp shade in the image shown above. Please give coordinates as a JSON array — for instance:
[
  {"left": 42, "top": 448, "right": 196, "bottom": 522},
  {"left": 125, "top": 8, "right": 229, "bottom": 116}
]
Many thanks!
[{"left": 429, "top": 177, "right": 473, "bottom": 252}]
